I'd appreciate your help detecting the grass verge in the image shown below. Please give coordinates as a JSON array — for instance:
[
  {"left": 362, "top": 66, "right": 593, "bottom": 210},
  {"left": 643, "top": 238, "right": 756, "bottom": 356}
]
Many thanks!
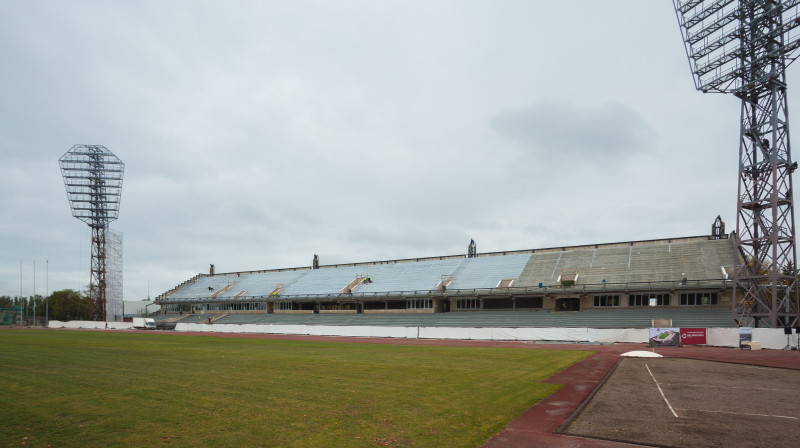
[{"left": 0, "top": 329, "right": 591, "bottom": 447}]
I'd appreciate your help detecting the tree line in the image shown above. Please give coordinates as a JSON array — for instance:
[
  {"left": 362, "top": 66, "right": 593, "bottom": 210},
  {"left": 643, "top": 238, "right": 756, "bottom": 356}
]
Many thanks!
[{"left": 0, "top": 290, "right": 95, "bottom": 322}]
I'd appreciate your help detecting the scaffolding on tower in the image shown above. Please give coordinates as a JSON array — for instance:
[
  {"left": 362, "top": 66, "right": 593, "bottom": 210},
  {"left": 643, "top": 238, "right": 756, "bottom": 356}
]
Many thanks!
[{"left": 106, "top": 229, "right": 123, "bottom": 322}]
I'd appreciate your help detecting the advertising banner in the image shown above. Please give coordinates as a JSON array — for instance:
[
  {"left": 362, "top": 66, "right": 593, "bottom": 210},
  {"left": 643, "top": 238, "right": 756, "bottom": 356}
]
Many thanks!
[
  {"left": 739, "top": 327, "right": 753, "bottom": 346},
  {"left": 679, "top": 327, "right": 707, "bottom": 345},
  {"left": 649, "top": 327, "right": 680, "bottom": 347}
]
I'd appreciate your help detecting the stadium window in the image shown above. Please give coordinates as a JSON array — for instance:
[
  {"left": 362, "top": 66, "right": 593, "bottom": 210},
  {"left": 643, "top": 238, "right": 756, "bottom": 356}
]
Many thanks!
[
  {"left": 594, "top": 295, "right": 619, "bottom": 307},
  {"left": 406, "top": 299, "right": 432, "bottom": 309},
  {"left": 680, "top": 292, "right": 718, "bottom": 306},
  {"left": 457, "top": 298, "right": 480, "bottom": 310},
  {"left": 276, "top": 302, "right": 294, "bottom": 311},
  {"left": 515, "top": 296, "right": 543, "bottom": 309},
  {"left": 321, "top": 303, "right": 354, "bottom": 311},
  {"left": 628, "top": 294, "right": 670, "bottom": 307}
]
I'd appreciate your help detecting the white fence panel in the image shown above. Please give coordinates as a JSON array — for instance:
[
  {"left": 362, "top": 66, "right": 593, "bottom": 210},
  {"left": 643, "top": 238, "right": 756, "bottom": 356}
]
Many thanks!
[
  {"left": 418, "top": 326, "right": 467, "bottom": 340},
  {"left": 491, "top": 328, "right": 521, "bottom": 341},
  {"left": 753, "top": 328, "right": 795, "bottom": 350},
  {"left": 514, "top": 327, "right": 588, "bottom": 342},
  {"left": 51, "top": 320, "right": 793, "bottom": 350},
  {"left": 707, "top": 328, "right": 739, "bottom": 347},
  {"left": 587, "top": 328, "right": 648, "bottom": 344},
  {"left": 48, "top": 320, "right": 133, "bottom": 330}
]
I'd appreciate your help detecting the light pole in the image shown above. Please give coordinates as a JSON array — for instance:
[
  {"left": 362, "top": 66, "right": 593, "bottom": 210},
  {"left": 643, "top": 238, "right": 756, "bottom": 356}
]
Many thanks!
[
  {"left": 59, "top": 145, "right": 125, "bottom": 321},
  {"left": 674, "top": 0, "right": 800, "bottom": 328},
  {"left": 46, "top": 260, "right": 49, "bottom": 325},
  {"left": 33, "top": 260, "right": 36, "bottom": 327},
  {"left": 20, "top": 258, "right": 23, "bottom": 325}
]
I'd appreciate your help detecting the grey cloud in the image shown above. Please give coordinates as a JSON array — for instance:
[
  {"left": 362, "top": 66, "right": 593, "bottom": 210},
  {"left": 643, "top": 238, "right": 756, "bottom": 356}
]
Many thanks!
[
  {"left": 490, "top": 100, "right": 656, "bottom": 162},
  {"left": 0, "top": 1, "right": 736, "bottom": 300}
]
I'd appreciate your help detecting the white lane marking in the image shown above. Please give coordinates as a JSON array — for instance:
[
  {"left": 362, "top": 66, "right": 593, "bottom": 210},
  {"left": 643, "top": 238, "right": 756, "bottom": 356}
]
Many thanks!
[
  {"left": 675, "top": 408, "right": 798, "bottom": 420},
  {"left": 660, "top": 383, "right": 798, "bottom": 393},
  {"left": 646, "top": 363, "right": 679, "bottom": 418}
]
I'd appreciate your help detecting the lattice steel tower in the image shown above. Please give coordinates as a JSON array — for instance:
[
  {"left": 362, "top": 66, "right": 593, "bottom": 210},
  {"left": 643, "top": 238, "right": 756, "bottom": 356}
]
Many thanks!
[
  {"left": 675, "top": 0, "right": 800, "bottom": 328},
  {"left": 59, "top": 145, "right": 125, "bottom": 321}
]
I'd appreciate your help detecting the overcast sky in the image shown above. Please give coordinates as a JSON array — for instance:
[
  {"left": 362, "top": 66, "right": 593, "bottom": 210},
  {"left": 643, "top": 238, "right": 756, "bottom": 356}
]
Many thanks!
[{"left": 2, "top": 0, "right": 792, "bottom": 301}]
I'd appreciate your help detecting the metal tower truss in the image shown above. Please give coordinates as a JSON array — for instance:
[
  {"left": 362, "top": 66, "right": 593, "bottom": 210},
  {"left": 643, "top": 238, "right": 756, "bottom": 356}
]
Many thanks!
[
  {"left": 91, "top": 226, "right": 108, "bottom": 320},
  {"left": 59, "top": 145, "right": 125, "bottom": 321},
  {"left": 675, "top": 0, "right": 800, "bottom": 327}
]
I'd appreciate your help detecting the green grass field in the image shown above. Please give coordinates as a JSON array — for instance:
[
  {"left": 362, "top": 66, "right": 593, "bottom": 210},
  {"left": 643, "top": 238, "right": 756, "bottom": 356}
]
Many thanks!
[{"left": 0, "top": 329, "right": 592, "bottom": 447}]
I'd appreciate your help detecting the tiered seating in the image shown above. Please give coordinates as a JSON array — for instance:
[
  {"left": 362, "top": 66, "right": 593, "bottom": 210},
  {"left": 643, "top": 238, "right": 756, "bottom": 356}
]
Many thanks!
[
  {"left": 628, "top": 244, "right": 673, "bottom": 283},
  {"left": 195, "top": 308, "right": 731, "bottom": 328},
  {"left": 516, "top": 251, "right": 566, "bottom": 286},
  {"left": 169, "top": 274, "right": 239, "bottom": 300},
  {"left": 555, "top": 249, "right": 596, "bottom": 282},
  {"left": 305, "top": 314, "right": 360, "bottom": 325},
  {"left": 175, "top": 314, "right": 215, "bottom": 323},
  {"left": 449, "top": 254, "right": 531, "bottom": 290},
  {"left": 670, "top": 241, "right": 708, "bottom": 280},
  {"left": 433, "top": 311, "right": 546, "bottom": 327},
  {"left": 214, "top": 314, "right": 270, "bottom": 324},
  {"left": 515, "top": 239, "right": 733, "bottom": 289},
  {"left": 700, "top": 239, "right": 737, "bottom": 278},
  {"left": 586, "top": 246, "right": 633, "bottom": 284},
  {"left": 432, "top": 308, "right": 731, "bottom": 328},
  {"left": 281, "top": 266, "right": 365, "bottom": 296},
  {"left": 355, "top": 259, "right": 463, "bottom": 295},
  {"left": 352, "top": 313, "right": 440, "bottom": 326},
  {"left": 214, "top": 270, "right": 308, "bottom": 299}
]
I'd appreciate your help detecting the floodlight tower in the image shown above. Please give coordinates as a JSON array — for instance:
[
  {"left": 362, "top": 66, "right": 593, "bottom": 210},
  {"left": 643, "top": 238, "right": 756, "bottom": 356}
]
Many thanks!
[
  {"left": 59, "top": 145, "right": 125, "bottom": 321},
  {"left": 674, "top": 0, "right": 800, "bottom": 328}
]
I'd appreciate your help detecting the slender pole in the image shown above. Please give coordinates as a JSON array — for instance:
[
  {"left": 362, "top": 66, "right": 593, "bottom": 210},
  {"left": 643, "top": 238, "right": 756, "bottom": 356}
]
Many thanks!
[
  {"left": 33, "top": 260, "right": 36, "bottom": 327},
  {"left": 46, "top": 260, "right": 49, "bottom": 324},
  {"left": 19, "top": 259, "right": 23, "bottom": 325}
]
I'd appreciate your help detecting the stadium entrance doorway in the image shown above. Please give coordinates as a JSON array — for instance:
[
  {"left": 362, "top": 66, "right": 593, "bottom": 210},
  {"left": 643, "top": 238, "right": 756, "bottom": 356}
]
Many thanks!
[{"left": 556, "top": 298, "right": 580, "bottom": 312}]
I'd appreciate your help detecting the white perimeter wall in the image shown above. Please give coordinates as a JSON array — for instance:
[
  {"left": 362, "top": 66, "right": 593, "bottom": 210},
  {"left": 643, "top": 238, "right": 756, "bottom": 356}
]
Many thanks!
[
  {"left": 48, "top": 321, "right": 799, "bottom": 350},
  {"left": 49, "top": 320, "right": 133, "bottom": 330}
]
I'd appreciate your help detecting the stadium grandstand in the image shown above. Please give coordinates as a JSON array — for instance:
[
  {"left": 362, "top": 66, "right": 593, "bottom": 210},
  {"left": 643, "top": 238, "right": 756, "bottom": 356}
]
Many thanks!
[{"left": 154, "top": 219, "right": 739, "bottom": 329}]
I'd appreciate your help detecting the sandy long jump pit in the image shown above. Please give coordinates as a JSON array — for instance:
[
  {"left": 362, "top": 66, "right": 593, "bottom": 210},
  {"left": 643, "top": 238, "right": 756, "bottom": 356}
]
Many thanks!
[{"left": 563, "top": 358, "right": 800, "bottom": 448}]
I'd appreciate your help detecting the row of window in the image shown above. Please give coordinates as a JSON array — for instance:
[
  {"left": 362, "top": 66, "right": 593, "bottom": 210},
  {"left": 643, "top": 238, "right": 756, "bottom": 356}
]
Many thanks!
[
  {"left": 680, "top": 292, "right": 718, "bottom": 306},
  {"left": 320, "top": 304, "right": 356, "bottom": 311},
  {"left": 161, "top": 304, "right": 190, "bottom": 313},
  {"left": 165, "top": 293, "right": 721, "bottom": 312},
  {"left": 161, "top": 303, "right": 269, "bottom": 312},
  {"left": 594, "top": 293, "right": 718, "bottom": 307},
  {"left": 594, "top": 295, "right": 620, "bottom": 307},
  {"left": 457, "top": 298, "right": 480, "bottom": 310},
  {"left": 628, "top": 294, "right": 670, "bottom": 307},
  {"left": 407, "top": 299, "right": 432, "bottom": 309},
  {"left": 205, "top": 302, "right": 266, "bottom": 311},
  {"left": 276, "top": 302, "right": 294, "bottom": 311}
]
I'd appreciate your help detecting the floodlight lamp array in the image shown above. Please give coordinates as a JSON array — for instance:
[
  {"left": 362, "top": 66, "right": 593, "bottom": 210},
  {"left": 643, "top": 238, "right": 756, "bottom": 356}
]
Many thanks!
[
  {"left": 674, "top": 0, "right": 800, "bottom": 93},
  {"left": 59, "top": 144, "right": 125, "bottom": 228}
]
